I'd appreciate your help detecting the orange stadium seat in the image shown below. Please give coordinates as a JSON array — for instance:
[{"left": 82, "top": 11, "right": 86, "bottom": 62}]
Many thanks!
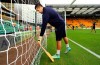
[{"left": 67, "top": 18, "right": 100, "bottom": 29}]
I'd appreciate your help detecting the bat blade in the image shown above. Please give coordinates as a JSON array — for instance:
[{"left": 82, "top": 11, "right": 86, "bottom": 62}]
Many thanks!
[
  {"left": 41, "top": 46, "right": 54, "bottom": 62},
  {"left": 37, "top": 38, "right": 54, "bottom": 62}
]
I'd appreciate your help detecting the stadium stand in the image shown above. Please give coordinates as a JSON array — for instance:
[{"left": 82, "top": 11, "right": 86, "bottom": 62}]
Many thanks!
[{"left": 67, "top": 18, "right": 100, "bottom": 29}]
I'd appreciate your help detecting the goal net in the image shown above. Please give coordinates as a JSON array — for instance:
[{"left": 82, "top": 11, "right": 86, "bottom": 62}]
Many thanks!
[{"left": 0, "top": 1, "right": 47, "bottom": 65}]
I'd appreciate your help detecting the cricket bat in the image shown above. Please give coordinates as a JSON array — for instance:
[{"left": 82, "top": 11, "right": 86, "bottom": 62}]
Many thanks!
[{"left": 38, "top": 42, "right": 54, "bottom": 62}]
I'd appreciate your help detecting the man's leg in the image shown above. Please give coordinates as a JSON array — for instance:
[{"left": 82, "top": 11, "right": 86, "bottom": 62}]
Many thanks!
[
  {"left": 93, "top": 28, "right": 96, "bottom": 33},
  {"left": 56, "top": 41, "right": 61, "bottom": 54},
  {"left": 63, "top": 37, "right": 68, "bottom": 45},
  {"left": 52, "top": 40, "right": 61, "bottom": 59},
  {"left": 91, "top": 27, "right": 93, "bottom": 32},
  {"left": 95, "top": 29, "right": 96, "bottom": 33},
  {"left": 93, "top": 29, "right": 95, "bottom": 32},
  {"left": 63, "top": 37, "right": 71, "bottom": 53},
  {"left": 94, "top": 28, "right": 96, "bottom": 33}
]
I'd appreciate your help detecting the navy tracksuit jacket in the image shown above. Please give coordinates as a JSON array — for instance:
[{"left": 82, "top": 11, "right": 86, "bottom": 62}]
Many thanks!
[{"left": 40, "top": 6, "right": 65, "bottom": 37}]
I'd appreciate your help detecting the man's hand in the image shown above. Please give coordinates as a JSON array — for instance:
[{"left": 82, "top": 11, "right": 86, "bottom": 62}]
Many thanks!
[{"left": 37, "top": 36, "right": 42, "bottom": 46}]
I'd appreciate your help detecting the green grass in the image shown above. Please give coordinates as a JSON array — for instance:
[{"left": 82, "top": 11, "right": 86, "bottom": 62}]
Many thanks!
[
  {"left": 40, "top": 29, "right": 100, "bottom": 65},
  {"left": 67, "top": 29, "right": 100, "bottom": 55}
]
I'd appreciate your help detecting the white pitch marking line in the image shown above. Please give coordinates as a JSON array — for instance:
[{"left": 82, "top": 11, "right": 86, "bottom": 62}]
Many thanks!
[{"left": 68, "top": 38, "right": 100, "bottom": 59}]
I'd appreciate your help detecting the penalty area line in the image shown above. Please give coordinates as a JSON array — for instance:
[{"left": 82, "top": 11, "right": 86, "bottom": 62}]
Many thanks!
[{"left": 68, "top": 38, "right": 100, "bottom": 59}]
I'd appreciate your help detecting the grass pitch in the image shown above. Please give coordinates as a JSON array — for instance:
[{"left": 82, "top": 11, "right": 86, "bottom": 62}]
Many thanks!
[{"left": 40, "top": 29, "right": 100, "bottom": 65}]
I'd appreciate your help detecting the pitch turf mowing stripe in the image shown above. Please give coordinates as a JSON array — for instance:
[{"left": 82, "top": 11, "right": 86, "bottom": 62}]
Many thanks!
[
  {"left": 69, "top": 38, "right": 100, "bottom": 59},
  {"left": 40, "top": 32, "right": 100, "bottom": 65}
]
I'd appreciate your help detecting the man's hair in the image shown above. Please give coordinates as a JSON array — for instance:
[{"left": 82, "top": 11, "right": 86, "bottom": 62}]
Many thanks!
[{"left": 35, "top": 3, "right": 43, "bottom": 9}]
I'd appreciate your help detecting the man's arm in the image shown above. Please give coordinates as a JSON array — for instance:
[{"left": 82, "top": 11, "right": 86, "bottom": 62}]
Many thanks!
[
  {"left": 40, "top": 13, "right": 49, "bottom": 36},
  {"left": 38, "top": 12, "right": 49, "bottom": 43}
]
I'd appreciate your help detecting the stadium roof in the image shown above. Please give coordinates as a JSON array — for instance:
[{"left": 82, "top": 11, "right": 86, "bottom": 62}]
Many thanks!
[
  {"left": 40, "top": 0, "right": 100, "bottom": 5},
  {"left": 46, "top": 4, "right": 100, "bottom": 18},
  {"left": 41, "top": 0, "right": 100, "bottom": 17}
]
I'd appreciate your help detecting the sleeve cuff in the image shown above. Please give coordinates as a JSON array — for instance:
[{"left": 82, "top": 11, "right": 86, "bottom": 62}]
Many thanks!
[{"left": 38, "top": 36, "right": 42, "bottom": 42}]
